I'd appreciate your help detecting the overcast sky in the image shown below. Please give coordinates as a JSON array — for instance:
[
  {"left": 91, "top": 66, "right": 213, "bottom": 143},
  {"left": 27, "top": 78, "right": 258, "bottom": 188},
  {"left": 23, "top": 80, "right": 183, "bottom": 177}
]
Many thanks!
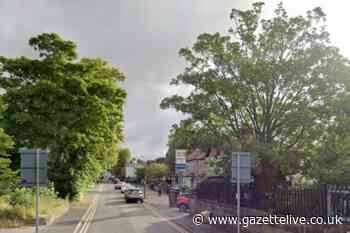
[{"left": 1, "top": 1, "right": 350, "bottom": 160}]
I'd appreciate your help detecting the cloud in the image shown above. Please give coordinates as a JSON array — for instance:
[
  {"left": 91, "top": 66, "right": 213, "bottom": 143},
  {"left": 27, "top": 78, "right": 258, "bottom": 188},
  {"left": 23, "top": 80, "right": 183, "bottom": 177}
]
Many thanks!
[{"left": 3, "top": 0, "right": 348, "bottom": 160}]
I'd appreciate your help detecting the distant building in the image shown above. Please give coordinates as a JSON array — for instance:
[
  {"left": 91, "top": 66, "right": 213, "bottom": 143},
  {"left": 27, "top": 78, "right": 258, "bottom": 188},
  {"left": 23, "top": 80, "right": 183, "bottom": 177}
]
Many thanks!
[
  {"left": 125, "top": 159, "right": 137, "bottom": 179},
  {"left": 182, "top": 148, "right": 227, "bottom": 188}
]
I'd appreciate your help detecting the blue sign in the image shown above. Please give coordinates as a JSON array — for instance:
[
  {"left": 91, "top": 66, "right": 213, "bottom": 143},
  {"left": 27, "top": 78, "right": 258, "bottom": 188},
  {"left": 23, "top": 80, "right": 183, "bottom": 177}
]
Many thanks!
[
  {"left": 20, "top": 148, "right": 49, "bottom": 187},
  {"left": 175, "top": 164, "right": 186, "bottom": 172}
]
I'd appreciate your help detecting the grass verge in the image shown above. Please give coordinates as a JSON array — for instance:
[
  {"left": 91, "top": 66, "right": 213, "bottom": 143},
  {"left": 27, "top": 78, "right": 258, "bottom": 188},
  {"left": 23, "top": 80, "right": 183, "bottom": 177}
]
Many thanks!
[{"left": 0, "top": 189, "right": 69, "bottom": 228}]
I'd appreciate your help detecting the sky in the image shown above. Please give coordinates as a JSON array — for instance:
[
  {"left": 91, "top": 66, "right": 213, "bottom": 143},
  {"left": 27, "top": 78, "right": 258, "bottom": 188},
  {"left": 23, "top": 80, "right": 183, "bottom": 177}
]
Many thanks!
[{"left": 1, "top": 0, "right": 350, "bottom": 160}]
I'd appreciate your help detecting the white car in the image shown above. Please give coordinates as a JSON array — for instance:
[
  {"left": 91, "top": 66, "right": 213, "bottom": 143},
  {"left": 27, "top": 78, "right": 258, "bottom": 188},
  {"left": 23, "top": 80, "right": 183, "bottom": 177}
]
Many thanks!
[
  {"left": 121, "top": 183, "right": 131, "bottom": 193},
  {"left": 124, "top": 187, "right": 144, "bottom": 203}
]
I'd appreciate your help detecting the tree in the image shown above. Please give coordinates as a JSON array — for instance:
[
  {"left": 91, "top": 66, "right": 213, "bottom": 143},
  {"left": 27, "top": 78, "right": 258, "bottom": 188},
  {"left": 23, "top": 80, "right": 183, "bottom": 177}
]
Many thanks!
[
  {"left": 302, "top": 95, "right": 350, "bottom": 185},
  {"left": 0, "top": 99, "right": 17, "bottom": 195},
  {"left": 112, "top": 148, "right": 132, "bottom": 179},
  {"left": 135, "top": 166, "right": 145, "bottom": 183},
  {"left": 145, "top": 163, "right": 168, "bottom": 181},
  {"left": 0, "top": 33, "right": 126, "bottom": 198},
  {"left": 161, "top": 2, "right": 350, "bottom": 192}
]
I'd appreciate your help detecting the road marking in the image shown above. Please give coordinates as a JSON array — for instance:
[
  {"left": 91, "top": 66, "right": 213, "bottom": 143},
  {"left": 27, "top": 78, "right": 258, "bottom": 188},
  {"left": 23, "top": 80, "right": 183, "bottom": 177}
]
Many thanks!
[
  {"left": 144, "top": 203, "right": 191, "bottom": 233},
  {"left": 80, "top": 201, "right": 98, "bottom": 233},
  {"left": 72, "top": 185, "right": 102, "bottom": 233}
]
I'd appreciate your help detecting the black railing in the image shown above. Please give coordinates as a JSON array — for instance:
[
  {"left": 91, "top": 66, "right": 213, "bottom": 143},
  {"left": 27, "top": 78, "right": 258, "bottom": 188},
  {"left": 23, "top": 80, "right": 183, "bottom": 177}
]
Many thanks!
[{"left": 194, "top": 177, "right": 350, "bottom": 222}]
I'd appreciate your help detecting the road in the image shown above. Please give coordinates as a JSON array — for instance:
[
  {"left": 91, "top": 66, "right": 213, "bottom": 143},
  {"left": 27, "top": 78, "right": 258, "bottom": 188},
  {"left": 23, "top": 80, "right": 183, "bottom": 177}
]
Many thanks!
[
  {"left": 81, "top": 184, "right": 187, "bottom": 233},
  {"left": 0, "top": 184, "right": 188, "bottom": 233}
]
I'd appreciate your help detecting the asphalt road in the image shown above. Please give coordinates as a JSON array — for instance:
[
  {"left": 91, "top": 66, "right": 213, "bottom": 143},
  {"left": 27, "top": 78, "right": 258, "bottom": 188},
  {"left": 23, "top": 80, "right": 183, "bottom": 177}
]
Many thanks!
[{"left": 85, "top": 184, "right": 186, "bottom": 233}]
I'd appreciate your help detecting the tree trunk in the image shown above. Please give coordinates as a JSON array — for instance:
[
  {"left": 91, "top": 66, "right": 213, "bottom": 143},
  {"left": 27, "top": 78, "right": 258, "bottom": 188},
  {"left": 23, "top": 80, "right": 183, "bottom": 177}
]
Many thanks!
[{"left": 254, "top": 159, "right": 284, "bottom": 203}]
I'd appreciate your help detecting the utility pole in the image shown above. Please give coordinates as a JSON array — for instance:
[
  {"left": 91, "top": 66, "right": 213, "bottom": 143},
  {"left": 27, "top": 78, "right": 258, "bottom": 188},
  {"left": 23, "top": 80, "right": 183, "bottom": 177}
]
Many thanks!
[
  {"left": 143, "top": 175, "right": 147, "bottom": 199},
  {"left": 236, "top": 153, "right": 240, "bottom": 233},
  {"left": 35, "top": 149, "right": 39, "bottom": 233}
]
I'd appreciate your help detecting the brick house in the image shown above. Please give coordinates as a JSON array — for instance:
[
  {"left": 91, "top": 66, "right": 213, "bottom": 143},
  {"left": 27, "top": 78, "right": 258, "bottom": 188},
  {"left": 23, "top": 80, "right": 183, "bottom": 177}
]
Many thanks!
[{"left": 182, "top": 147, "right": 228, "bottom": 188}]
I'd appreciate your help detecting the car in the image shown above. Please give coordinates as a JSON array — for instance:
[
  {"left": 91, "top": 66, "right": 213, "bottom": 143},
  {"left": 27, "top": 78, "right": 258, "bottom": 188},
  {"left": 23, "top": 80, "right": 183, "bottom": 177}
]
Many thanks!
[
  {"left": 114, "top": 181, "right": 125, "bottom": 190},
  {"left": 124, "top": 187, "right": 144, "bottom": 203},
  {"left": 121, "top": 183, "right": 132, "bottom": 193},
  {"left": 112, "top": 178, "right": 120, "bottom": 184},
  {"left": 169, "top": 184, "right": 191, "bottom": 194}
]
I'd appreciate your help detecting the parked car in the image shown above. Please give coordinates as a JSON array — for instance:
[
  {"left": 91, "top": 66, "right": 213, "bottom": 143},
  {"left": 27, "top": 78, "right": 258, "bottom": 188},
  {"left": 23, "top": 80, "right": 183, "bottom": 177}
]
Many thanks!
[
  {"left": 112, "top": 178, "right": 120, "bottom": 184},
  {"left": 169, "top": 184, "right": 191, "bottom": 194},
  {"left": 114, "top": 181, "right": 125, "bottom": 190},
  {"left": 121, "top": 183, "right": 132, "bottom": 193},
  {"left": 124, "top": 187, "right": 144, "bottom": 203}
]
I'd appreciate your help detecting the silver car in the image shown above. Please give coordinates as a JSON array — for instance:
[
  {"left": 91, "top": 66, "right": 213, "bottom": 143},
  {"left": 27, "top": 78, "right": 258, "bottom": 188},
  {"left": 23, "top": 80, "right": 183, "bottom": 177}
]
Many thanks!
[{"left": 124, "top": 187, "right": 144, "bottom": 203}]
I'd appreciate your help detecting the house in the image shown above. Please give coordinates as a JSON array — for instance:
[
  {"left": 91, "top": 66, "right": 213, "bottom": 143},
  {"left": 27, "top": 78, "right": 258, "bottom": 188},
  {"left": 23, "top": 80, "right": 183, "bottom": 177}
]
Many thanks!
[
  {"left": 181, "top": 147, "right": 232, "bottom": 188},
  {"left": 182, "top": 148, "right": 208, "bottom": 188},
  {"left": 125, "top": 159, "right": 137, "bottom": 179}
]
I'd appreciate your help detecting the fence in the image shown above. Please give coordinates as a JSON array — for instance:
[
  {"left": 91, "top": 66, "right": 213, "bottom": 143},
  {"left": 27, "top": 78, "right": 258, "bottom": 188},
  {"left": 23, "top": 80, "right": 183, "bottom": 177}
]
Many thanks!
[
  {"left": 328, "top": 185, "right": 350, "bottom": 222},
  {"left": 194, "top": 177, "right": 350, "bottom": 222},
  {"left": 271, "top": 186, "right": 328, "bottom": 218}
]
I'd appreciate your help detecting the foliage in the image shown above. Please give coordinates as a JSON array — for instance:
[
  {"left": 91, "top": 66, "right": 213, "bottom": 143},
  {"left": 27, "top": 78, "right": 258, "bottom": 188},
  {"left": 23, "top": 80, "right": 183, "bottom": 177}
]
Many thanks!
[
  {"left": 6, "top": 188, "right": 33, "bottom": 208},
  {"left": 0, "top": 33, "right": 126, "bottom": 198},
  {"left": 0, "top": 184, "right": 68, "bottom": 228},
  {"left": 145, "top": 163, "right": 168, "bottom": 180},
  {"left": 111, "top": 148, "right": 132, "bottom": 179},
  {"left": 0, "top": 100, "right": 18, "bottom": 196},
  {"left": 303, "top": 96, "right": 350, "bottom": 185},
  {"left": 161, "top": 2, "right": 350, "bottom": 189},
  {"left": 135, "top": 166, "right": 145, "bottom": 182}
]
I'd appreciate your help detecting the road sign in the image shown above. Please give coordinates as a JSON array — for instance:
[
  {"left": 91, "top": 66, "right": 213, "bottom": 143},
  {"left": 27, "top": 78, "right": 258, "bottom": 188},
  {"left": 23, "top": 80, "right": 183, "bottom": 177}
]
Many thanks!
[
  {"left": 231, "top": 152, "right": 252, "bottom": 184},
  {"left": 175, "top": 149, "right": 186, "bottom": 163},
  {"left": 20, "top": 148, "right": 48, "bottom": 186},
  {"left": 175, "top": 149, "right": 187, "bottom": 173},
  {"left": 231, "top": 152, "right": 252, "bottom": 233},
  {"left": 20, "top": 148, "right": 49, "bottom": 233}
]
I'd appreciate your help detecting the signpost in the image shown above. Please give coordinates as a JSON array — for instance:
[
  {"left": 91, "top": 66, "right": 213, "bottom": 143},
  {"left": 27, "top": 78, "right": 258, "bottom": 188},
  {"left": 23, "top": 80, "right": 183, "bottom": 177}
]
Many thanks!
[
  {"left": 175, "top": 149, "right": 187, "bottom": 185},
  {"left": 20, "top": 148, "right": 48, "bottom": 233},
  {"left": 175, "top": 149, "right": 186, "bottom": 173},
  {"left": 231, "top": 152, "right": 252, "bottom": 233}
]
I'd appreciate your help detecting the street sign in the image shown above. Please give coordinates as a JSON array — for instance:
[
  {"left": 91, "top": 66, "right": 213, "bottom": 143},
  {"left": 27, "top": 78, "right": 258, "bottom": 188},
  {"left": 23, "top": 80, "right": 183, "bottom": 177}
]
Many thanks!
[
  {"left": 20, "top": 148, "right": 49, "bottom": 233},
  {"left": 231, "top": 152, "right": 252, "bottom": 233},
  {"left": 175, "top": 149, "right": 187, "bottom": 173},
  {"left": 231, "top": 152, "right": 252, "bottom": 184},
  {"left": 20, "top": 148, "right": 48, "bottom": 187},
  {"left": 175, "top": 149, "right": 186, "bottom": 164}
]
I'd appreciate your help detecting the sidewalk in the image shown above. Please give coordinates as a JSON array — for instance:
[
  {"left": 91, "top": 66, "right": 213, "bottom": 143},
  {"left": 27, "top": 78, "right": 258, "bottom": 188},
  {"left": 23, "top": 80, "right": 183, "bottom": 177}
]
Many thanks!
[
  {"left": 144, "top": 189, "right": 229, "bottom": 233},
  {"left": 145, "top": 189, "right": 291, "bottom": 233}
]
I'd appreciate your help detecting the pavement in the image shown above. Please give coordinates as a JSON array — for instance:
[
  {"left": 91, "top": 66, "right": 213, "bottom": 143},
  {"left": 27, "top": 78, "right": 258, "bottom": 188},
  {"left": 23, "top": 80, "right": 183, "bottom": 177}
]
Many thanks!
[{"left": 144, "top": 188, "right": 231, "bottom": 233}]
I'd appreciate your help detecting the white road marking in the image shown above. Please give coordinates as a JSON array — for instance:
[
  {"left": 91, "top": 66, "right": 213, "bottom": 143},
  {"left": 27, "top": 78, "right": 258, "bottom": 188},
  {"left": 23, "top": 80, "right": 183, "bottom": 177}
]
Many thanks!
[{"left": 72, "top": 185, "right": 102, "bottom": 233}]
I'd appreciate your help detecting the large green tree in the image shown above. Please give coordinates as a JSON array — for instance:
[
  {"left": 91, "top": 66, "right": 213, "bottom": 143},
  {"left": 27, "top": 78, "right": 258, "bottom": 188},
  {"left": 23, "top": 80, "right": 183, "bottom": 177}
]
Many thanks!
[
  {"left": 0, "top": 33, "right": 126, "bottom": 198},
  {"left": 145, "top": 163, "right": 168, "bottom": 181},
  {"left": 161, "top": 2, "right": 350, "bottom": 192}
]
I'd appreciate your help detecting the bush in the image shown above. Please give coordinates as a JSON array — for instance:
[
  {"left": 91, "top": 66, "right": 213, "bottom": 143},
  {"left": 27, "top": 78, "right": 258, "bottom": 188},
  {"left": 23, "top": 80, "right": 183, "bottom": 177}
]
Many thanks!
[
  {"left": 6, "top": 188, "right": 33, "bottom": 208},
  {"left": 0, "top": 184, "right": 69, "bottom": 228}
]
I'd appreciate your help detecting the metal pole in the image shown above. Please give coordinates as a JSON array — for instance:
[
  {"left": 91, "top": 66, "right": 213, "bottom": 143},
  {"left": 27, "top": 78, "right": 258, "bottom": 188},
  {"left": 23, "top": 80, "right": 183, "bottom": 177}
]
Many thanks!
[
  {"left": 35, "top": 149, "right": 39, "bottom": 233},
  {"left": 237, "top": 153, "right": 240, "bottom": 233},
  {"left": 144, "top": 176, "right": 146, "bottom": 199}
]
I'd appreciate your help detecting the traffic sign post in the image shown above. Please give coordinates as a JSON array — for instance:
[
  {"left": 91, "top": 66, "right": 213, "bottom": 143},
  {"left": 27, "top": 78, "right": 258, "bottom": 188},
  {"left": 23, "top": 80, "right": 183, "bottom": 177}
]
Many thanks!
[
  {"left": 175, "top": 149, "right": 187, "bottom": 173},
  {"left": 231, "top": 152, "right": 252, "bottom": 233},
  {"left": 175, "top": 150, "right": 187, "bottom": 185},
  {"left": 20, "top": 148, "right": 48, "bottom": 233}
]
